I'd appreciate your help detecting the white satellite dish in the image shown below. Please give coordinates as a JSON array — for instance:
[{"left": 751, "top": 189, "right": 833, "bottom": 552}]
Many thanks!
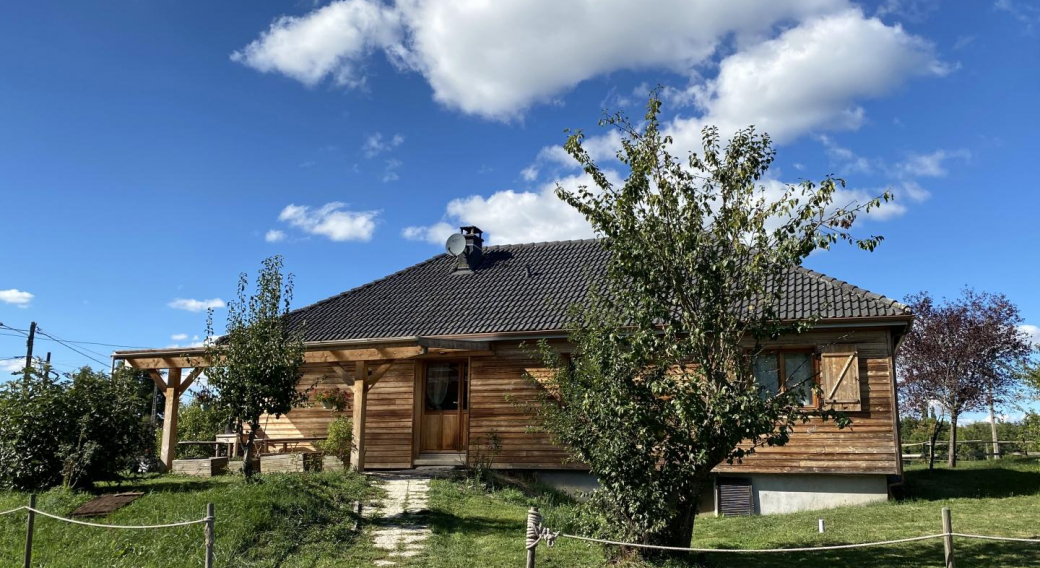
[{"left": 445, "top": 233, "right": 467, "bottom": 256}]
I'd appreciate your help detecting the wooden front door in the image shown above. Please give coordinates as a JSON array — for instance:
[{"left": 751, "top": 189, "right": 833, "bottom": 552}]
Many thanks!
[{"left": 420, "top": 361, "right": 469, "bottom": 452}]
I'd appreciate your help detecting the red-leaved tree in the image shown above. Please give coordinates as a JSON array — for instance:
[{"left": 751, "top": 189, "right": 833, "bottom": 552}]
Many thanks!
[{"left": 898, "top": 289, "right": 1032, "bottom": 467}]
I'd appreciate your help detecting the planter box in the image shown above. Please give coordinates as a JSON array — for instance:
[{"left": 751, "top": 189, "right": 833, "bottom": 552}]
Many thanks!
[
  {"left": 322, "top": 455, "right": 348, "bottom": 472},
  {"left": 260, "top": 452, "right": 323, "bottom": 474},
  {"left": 172, "top": 457, "right": 228, "bottom": 478}
]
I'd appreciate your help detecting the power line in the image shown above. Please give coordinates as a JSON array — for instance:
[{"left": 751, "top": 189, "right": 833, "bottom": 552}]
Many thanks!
[
  {"left": 34, "top": 328, "right": 110, "bottom": 367},
  {"left": 0, "top": 325, "right": 149, "bottom": 349}
]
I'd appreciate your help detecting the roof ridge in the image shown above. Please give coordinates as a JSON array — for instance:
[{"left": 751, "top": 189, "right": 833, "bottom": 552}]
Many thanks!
[
  {"left": 795, "top": 266, "right": 910, "bottom": 314},
  {"left": 484, "top": 237, "right": 603, "bottom": 250}
]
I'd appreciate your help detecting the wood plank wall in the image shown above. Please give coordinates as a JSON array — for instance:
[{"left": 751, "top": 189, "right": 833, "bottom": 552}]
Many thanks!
[
  {"left": 469, "top": 344, "right": 579, "bottom": 470},
  {"left": 258, "top": 360, "right": 416, "bottom": 469},
  {"left": 715, "top": 329, "right": 900, "bottom": 475}
]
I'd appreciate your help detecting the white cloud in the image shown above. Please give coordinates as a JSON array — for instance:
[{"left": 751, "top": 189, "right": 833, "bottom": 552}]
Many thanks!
[
  {"left": 897, "top": 149, "right": 971, "bottom": 177},
  {"left": 235, "top": 0, "right": 872, "bottom": 121},
  {"left": 406, "top": 171, "right": 623, "bottom": 246},
  {"left": 230, "top": 0, "right": 406, "bottom": 89},
  {"left": 168, "top": 298, "right": 226, "bottom": 312},
  {"left": 362, "top": 132, "right": 404, "bottom": 158},
  {"left": 0, "top": 289, "right": 33, "bottom": 308},
  {"left": 171, "top": 333, "right": 189, "bottom": 341},
  {"left": 816, "top": 134, "right": 875, "bottom": 174},
  {"left": 277, "top": 202, "right": 379, "bottom": 242},
  {"left": 666, "top": 9, "right": 949, "bottom": 147},
  {"left": 1019, "top": 324, "right": 1040, "bottom": 347},
  {"left": 265, "top": 229, "right": 287, "bottom": 243},
  {"left": 1, "top": 358, "right": 25, "bottom": 374},
  {"left": 520, "top": 165, "right": 539, "bottom": 182},
  {"left": 382, "top": 158, "right": 402, "bottom": 182},
  {"left": 995, "top": 0, "right": 1040, "bottom": 33}
]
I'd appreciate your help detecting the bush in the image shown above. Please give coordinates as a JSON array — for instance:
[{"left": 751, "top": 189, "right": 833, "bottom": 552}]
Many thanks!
[
  {"left": 176, "top": 388, "right": 232, "bottom": 459},
  {"left": 0, "top": 367, "right": 153, "bottom": 490},
  {"left": 316, "top": 416, "right": 352, "bottom": 465}
]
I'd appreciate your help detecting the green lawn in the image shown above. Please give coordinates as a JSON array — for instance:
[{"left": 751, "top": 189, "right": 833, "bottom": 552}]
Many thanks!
[
  {"left": 0, "top": 471, "right": 380, "bottom": 567},
  {"left": 418, "top": 459, "right": 1040, "bottom": 568}
]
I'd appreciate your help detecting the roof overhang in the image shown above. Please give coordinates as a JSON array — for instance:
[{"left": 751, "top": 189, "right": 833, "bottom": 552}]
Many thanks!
[{"left": 113, "top": 336, "right": 493, "bottom": 370}]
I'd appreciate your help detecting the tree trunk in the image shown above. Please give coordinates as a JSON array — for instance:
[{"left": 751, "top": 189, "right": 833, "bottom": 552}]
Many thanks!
[
  {"left": 243, "top": 420, "right": 259, "bottom": 479},
  {"left": 947, "top": 414, "right": 958, "bottom": 468},
  {"left": 928, "top": 418, "right": 944, "bottom": 471},
  {"left": 987, "top": 391, "right": 1000, "bottom": 460},
  {"left": 650, "top": 481, "right": 702, "bottom": 551}
]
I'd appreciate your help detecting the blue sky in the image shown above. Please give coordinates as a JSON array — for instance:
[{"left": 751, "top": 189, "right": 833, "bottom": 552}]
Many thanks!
[{"left": 1, "top": 1, "right": 1038, "bottom": 417}]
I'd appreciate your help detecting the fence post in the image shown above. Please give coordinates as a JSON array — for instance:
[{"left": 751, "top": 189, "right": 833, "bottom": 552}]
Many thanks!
[
  {"left": 23, "top": 494, "right": 35, "bottom": 568},
  {"left": 526, "top": 506, "right": 541, "bottom": 568},
  {"left": 942, "top": 507, "right": 954, "bottom": 568},
  {"left": 204, "top": 503, "right": 215, "bottom": 568}
]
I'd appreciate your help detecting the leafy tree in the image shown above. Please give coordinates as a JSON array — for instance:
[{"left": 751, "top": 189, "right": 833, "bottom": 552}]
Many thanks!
[
  {"left": 176, "top": 387, "right": 232, "bottom": 459},
  {"left": 898, "top": 289, "right": 1032, "bottom": 467},
  {"left": 0, "top": 367, "right": 153, "bottom": 490},
  {"left": 532, "top": 93, "right": 889, "bottom": 548},
  {"left": 205, "top": 256, "right": 307, "bottom": 479}
]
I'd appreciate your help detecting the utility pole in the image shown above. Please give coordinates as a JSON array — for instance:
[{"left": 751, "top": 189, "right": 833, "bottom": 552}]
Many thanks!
[
  {"left": 23, "top": 322, "right": 36, "bottom": 384},
  {"left": 42, "top": 352, "right": 51, "bottom": 383}
]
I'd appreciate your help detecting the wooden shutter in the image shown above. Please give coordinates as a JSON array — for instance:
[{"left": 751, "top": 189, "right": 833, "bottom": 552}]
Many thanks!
[
  {"left": 717, "top": 478, "right": 754, "bottom": 517},
  {"left": 819, "top": 346, "right": 861, "bottom": 411}
]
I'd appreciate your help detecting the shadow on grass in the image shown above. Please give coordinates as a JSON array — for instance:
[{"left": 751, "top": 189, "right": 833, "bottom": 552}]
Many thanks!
[
  {"left": 424, "top": 508, "right": 523, "bottom": 537},
  {"left": 905, "top": 463, "right": 1040, "bottom": 501},
  {"left": 98, "top": 477, "right": 229, "bottom": 495}
]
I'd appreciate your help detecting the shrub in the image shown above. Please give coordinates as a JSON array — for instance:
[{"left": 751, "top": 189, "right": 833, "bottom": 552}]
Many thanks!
[
  {"left": 176, "top": 388, "right": 233, "bottom": 459},
  {"left": 316, "top": 416, "right": 353, "bottom": 465},
  {"left": 0, "top": 367, "right": 153, "bottom": 490},
  {"left": 468, "top": 432, "right": 502, "bottom": 489}
]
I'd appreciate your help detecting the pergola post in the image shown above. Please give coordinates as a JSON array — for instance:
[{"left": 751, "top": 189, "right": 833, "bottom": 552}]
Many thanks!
[
  {"left": 159, "top": 367, "right": 182, "bottom": 471},
  {"left": 351, "top": 361, "right": 368, "bottom": 472}
]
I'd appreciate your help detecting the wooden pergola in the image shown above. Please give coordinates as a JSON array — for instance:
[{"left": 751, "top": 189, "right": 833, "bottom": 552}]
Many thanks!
[{"left": 113, "top": 336, "right": 492, "bottom": 472}]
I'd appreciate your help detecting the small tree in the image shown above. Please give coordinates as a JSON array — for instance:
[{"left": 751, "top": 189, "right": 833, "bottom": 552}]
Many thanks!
[
  {"left": 532, "top": 93, "right": 889, "bottom": 548},
  {"left": 898, "top": 289, "right": 1032, "bottom": 467},
  {"left": 205, "top": 256, "right": 307, "bottom": 479}
]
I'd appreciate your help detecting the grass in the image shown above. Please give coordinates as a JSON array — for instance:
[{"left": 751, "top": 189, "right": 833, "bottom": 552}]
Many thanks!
[
  {"left": 417, "top": 459, "right": 1040, "bottom": 568},
  {"left": 0, "top": 471, "right": 380, "bottom": 567}
]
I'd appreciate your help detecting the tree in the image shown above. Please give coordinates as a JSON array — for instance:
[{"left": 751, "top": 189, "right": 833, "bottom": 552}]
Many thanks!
[
  {"left": 531, "top": 93, "right": 890, "bottom": 548},
  {"left": 205, "top": 256, "right": 307, "bottom": 479},
  {"left": 898, "top": 289, "right": 1032, "bottom": 467}
]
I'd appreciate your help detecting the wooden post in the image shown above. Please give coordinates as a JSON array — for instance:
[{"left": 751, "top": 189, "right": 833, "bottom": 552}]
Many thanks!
[
  {"left": 204, "top": 503, "right": 215, "bottom": 568},
  {"left": 23, "top": 495, "right": 35, "bottom": 568},
  {"left": 351, "top": 361, "right": 367, "bottom": 472},
  {"left": 942, "top": 507, "right": 955, "bottom": 568},
  {"left": 23, "top": 322, "right": 36, "bottom": 384},
  {"left": 159, "top": 367, "right": 182, "bottom": 471},
  {"left": 525, "top": 506, "right": 541, "bottom": 568}
]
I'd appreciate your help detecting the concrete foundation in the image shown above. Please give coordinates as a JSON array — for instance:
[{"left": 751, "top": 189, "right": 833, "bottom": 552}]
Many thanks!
[{"left": 729, "top": 473, "right": 889, "bottom": 515}]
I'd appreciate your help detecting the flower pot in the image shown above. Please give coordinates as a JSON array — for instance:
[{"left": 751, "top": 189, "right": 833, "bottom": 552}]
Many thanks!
[{"left": 321, "top": 400, "right": 335, "bottom": 410}]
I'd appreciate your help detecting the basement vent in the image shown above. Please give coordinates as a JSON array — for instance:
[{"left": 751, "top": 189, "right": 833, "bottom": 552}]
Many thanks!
[{"left": 717, "top": 478, "right": 754, "bottom": 517}]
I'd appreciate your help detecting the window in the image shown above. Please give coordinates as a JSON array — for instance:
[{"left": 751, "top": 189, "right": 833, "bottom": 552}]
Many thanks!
[
  {"left": 424, "top": 362, "right": 468, "bottom": 412},
  {"left": 752, "top": 350, "right": 815, "bottom": 406}
]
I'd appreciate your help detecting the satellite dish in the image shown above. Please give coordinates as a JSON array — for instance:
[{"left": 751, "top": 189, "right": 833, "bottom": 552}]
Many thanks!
[{"left": 445, "top": 233, "right": 467, "bottom": 256}]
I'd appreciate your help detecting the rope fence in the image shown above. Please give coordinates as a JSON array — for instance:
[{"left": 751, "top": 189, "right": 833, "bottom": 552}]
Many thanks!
[
  {"left": 524, "top": 506, "right": 1039, "bottom": 568},
  {"left": 1, "top": 495, "right": 215, "bottom": 568}
]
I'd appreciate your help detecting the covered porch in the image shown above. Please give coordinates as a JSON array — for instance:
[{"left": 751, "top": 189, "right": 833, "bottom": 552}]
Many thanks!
[{"left": 113, "top": 336, "right": 493, "bottom": 472}]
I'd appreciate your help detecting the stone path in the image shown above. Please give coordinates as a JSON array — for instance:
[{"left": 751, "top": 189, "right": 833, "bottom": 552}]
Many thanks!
[{"left": 366, "top": 473, "right": 432, "bottom": 566}]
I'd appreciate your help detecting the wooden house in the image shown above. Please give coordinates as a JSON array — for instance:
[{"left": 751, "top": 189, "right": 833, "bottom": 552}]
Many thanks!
[{"left": 114, "top": 227, "right": 912, "bottom": 515}]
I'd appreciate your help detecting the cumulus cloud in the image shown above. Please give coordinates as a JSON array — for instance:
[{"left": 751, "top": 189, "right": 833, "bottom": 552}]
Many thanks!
[
  {"left": 230, "top": 0, "right": 407, "bottom": 89},
  {"left": 168, "top": 298, "right": 226, "bottom": 312},
  {"left": 265, "top": 229, "right": 287, "bottom": 243},
  {"left": 277, "top": 202, "right": 379, "bottom": 241},
  {"left": 0, "top": 359, "right": 25, "bottom": 374},
  {"left": 171, "top": 333, "right": 189, "bottom": 341},
  {"left": 666, "top": 9, "right": 949, "bottom": 148},
  {"left": 404, "top": 171, "right": 625, "bottom": 246},
  {"left": 1019, "top": 324, "right": 1040, "bottom": 347},
  {"left": 0, "top": 289, "right": 33, "bottom": 308}
]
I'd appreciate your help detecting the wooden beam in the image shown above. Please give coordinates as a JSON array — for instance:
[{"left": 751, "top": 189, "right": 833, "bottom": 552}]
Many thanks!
[
  {"left": 364, "top": 362, "right": 393, "bottom": 392},
  {"left": 330, "top": 363, "right": 354, "bottom": 384},
  {"left": 124, "top": 355, "right": 215, "bottom": 370},
  {"left": 147, "top": 370, "right": 167, "bottom": 391},
  {"left": 159, "top": 367, "right": 182, "bottom": 472},
  {"left": 351, "top": 360, "right": 368, "bottom": 472},
  {"left": 180, "top": 368, "right": 204, "bottom": 392},
  {"left": 306, "top": 346, "right": 426, "bottom": 363},
  {"left": 417, "top": 337, "right": 491, "bottom": 352}
]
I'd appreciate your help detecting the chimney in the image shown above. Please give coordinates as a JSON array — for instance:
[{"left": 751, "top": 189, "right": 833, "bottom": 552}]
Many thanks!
[{"left": 454, "top": 226, "right": 483, "bottom": 274}]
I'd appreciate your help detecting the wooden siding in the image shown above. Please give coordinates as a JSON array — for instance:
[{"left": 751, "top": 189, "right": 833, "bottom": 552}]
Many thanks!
[
  {"left": 258, "top": 328, "right": 900, "bottom": 475},
  {"left": 258, "top": 360, "right": 416, "bottom": 469},
  {"left": 468, "top": 344, "right": 579, "bottom": 469}
]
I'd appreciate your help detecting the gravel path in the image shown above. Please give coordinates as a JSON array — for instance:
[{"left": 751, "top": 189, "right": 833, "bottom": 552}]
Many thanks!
[{"left": 366, "top": 473, "right": 433, "bottom": 566}]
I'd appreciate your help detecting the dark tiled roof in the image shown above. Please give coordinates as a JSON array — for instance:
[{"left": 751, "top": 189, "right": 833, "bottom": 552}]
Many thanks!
[{"left": 287, "top": 239, "right": 910, "bottom": 342}]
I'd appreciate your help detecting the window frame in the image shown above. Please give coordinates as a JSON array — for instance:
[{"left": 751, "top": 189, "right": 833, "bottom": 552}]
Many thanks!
[
  {"left": 753, "top": 348, "right": 819, "bottom": 408},
  {"left": 422, "top": 360, "right": 470, "bottom": 414}
]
